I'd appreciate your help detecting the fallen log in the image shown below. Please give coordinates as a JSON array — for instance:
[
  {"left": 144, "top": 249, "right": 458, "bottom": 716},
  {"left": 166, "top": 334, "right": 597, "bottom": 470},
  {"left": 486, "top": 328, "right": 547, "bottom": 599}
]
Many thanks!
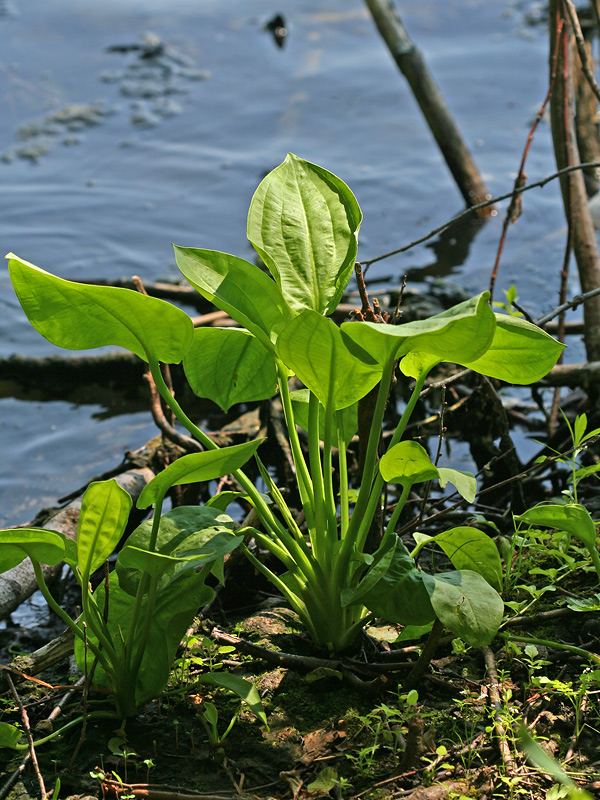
[{"left": 539, "top": 361, "right": 600, "bottom": 389}]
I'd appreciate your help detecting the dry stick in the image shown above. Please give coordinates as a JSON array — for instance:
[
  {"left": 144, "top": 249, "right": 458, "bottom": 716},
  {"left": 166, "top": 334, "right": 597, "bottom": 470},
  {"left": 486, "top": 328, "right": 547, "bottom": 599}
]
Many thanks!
[
  {"left": 482, "top": 645, "right": 516, "bottom": 774},
  {"left": 361, "top": 159, "right": 600, "bottom": 272},
  {"left": 0, "top": 678, "right": 84, "bottom": 800},
  {"left": 403, "top": 618, "right": 444, "bottom": 690},
  {"left": 550, "top": 1, "right": 600, "bottom": 365},
  {"left": 562, "top": 0, "right": 600, "bottom": 105},
  {"left": 363, "top": 0, "right": 492, "bottom": 213},
  {"left": 5, "top": 673, "right": 47, "bottom": 800},
  {"left": 489, "top": 18, "right": 563, "bottom": 301}
]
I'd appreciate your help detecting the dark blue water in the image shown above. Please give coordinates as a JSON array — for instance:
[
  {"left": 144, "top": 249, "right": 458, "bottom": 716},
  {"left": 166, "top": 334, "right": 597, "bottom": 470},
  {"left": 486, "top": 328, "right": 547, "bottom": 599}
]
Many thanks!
[{"left": 0, "top": 0, "right": 581, "bottom": 525}]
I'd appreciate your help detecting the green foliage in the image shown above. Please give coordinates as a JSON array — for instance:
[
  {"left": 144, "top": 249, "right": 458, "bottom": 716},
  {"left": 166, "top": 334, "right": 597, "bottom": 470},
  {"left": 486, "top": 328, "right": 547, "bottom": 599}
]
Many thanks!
[
  {"left": 4, "top": 154, "right": 563, "bottom": 660},
  {"left": 0, "top": 446, "right": 257, "bottom": 720}
]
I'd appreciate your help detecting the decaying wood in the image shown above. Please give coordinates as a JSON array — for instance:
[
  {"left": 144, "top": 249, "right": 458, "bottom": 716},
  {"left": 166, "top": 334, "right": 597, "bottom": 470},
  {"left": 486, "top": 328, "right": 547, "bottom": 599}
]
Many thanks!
[
  {"left": 0, "top": 467, "right": 154, "bottom": 622},
  {"left": 363, "top": 0, "right": 492, "bottom": 213},
  {"left": 540, "top": 360, "right": 600, "bottom": 388}
]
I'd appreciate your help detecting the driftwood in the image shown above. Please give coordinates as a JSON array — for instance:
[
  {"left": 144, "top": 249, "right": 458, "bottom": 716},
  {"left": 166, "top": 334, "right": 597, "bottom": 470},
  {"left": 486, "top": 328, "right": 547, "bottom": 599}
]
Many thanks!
[
  {"left": 540, "top": 361, "right": 600, "bottom": 389},
  {"left": 0, "top": 467, "right": 154, "bottom": 623},
  {"left": 363, "top": 0, "right": 492, "bottom": 213}
]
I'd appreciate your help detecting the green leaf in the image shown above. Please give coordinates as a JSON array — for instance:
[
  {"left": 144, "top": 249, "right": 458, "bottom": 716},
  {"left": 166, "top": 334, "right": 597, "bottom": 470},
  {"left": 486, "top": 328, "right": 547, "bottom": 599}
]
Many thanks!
[
  {"left": 422, "top": 570, "right": 504, "bottom": 647},
  {"left": 394, "top": 622, "right": 434, "bottom": 642},
  {"left": 247, "top": 153, "right": 362, "bottom": 315},
  {"left": 515, "top": 504, "right": 597, "bottom": 551},
  {"left": 360, "top": 539, "right": 436, "bottom": 626},
  {"left": 0, "top": 528, "right": 65, "bottom": 572},
  {"left": 137, "top": 439, "right": 264, "bottom": 508},
  {"left": 117, "top": 547, "right": 191, "bottom": 578},
  {"left": 183, "top": 328, "right": 277, "bottom": 412},
  {"left": 76, "top": 569, "right": 212, "bottom": 709},
  {"left": 307, "top": 767, "right": 339, "bottom": 793},
  {"left": 277, "top": 310, "right": 381, "bottom": 410},
  {"left": 77, "top": 480, "right": 132, "bottom": 580},
  {"left": 341, "top": 292, "right": 496, "bottom": 368},
  {"left": 173, "top": 247, "right": 295, "bottom": 351},
  {"left": 518, "top": 726, "right": 593, "bottom": 799},
  {"left": 380, "top": 441, "right": 439, "bottom": 486},
  {"left": 437, "top": 467, "right": 477, "bottom": 503},
  {"left": 341, "top": 539, "right": 398, "bottom": 608},
  {"left": 462, "top": 314, "right": 565, "bottom": 384},
  {"left": 7, "top": 254, "right": 193, "bottom": 364},
  {"left": 116, "top": 506, "right": 240, "bottom": 595},
  {"left": 290, "top": 388, "right": 358, "bottom": 447},
  {"left": 198, "top": 672, "right": 268, "bottom": 727},
  {"left": 0, "top": 721, "right": 22, "bottom": 750},
  {"left": 430, "top": 527, "right": 503, "bottom": 591}
]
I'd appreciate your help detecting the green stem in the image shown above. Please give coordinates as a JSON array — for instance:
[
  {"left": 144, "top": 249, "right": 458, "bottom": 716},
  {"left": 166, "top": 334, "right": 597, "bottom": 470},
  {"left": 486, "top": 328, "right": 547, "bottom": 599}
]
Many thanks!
[
  {"left": 31, "top": 561, "right": 112, "bottom": 670},
  {"left": 276, "top": 362, "right": 315, "bottom": 516},
  {"left": 381, "top": 482, "right": 412, "bottom": 542},
  {"left": 345, "top": 357, "right": 395, "bottom": 544},
  {"left": 150, "top": 359, "right": 293, "bottom": 545},
  {"left": 127, "top": 573, "right": 161, "bottom": 687},
  {"left": 336, "top": 412, "right": 349, "bottom": 538},
  {"left": 123, "top": 495, "right": 164, "bottom": 673},
  {"left": 308, "top": 392, "right": 327, "bottom": 561},
  {"left": 501, "top": 632, "right": 600, "bottom": 666},
  {"left": 13, "top": 711, "right": 119, "bottom": 751},
  {"left": 322, "top": 398, "right": 338, "bottom": 547}
]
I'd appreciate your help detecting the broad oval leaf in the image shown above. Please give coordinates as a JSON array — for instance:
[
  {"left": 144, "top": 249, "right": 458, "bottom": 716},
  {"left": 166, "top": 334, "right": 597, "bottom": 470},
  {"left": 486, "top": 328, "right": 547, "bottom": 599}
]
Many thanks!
[
  {"left": 7, "top": 255, "right": 193, "bottom": 364},
  {"left": 515, "top": 503, "right": 597, "bottom": 551},
  {"left": 0, "top": 528, "right": 65, "bottom": 572},
  {"left": 137, "top": 439, "right": 264, "bottom": 508},
  {"left": 173, "top": 247, "right": 295, "bottom": 351},
  {"left": 462, "top": 314, "right": 565, "bottom": 384},
  {"left": 430, "top": 527, "right": 503, "bottom": 591},
  {"left": 77, "top": 480, "right": 132, "bottom": 580},
  {"left": 422, "top": 570, "right": 504, "bottom": 647},
  {"left": 247, "top": 153, "right": 362, "bottom": 315},
  {"left": 380, "top": 441, "right": 439, "bottom": 486},
  {"left": 360, "top": 540, "right": 436, "bottom": 626},
  {"left": 277, "top": 309, "right": 381, "bottom": 410},
  {"left": 341, "top": 292, "right": 496, "bottom": 368},
  {"left": 0, "top": 531, "right": 63, "bottom": 573},
  {"left": 183, "top": 327, "right": 277, "bottom": 412}
]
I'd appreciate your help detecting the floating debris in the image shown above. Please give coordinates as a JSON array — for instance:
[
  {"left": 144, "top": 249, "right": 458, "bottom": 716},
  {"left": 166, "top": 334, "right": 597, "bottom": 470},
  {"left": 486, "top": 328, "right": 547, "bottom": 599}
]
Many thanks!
[{"left": 264, "top": 13, "right": 288, "bottom": 48}]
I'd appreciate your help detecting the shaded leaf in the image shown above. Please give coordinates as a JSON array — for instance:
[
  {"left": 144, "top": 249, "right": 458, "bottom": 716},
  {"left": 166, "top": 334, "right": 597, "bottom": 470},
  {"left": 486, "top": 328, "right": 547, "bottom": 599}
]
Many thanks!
[
  {"left": 0, "top": 528, "right": 65, "bottom": 573},
  {"left": 183, "top": 328, "right": 277, "bottom": 411},
  {"left": 290, "top": 388, "right": 358, "bottom": 447}
]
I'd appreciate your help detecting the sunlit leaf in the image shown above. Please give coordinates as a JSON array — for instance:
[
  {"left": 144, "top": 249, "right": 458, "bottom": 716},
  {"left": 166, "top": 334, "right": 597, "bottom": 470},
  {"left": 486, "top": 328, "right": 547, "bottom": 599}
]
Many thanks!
[
  {"left": 515, "top": 503, "right": 597, "bottom": 551},
  {"left": 430, "top": 527, "right": 503, "bottom": 591},
  {"left": 247, "top": 153, "right": 362, "bottom": 315},
  {"left": 277, "top": 310, "right": 380, "bottom": 409},
  {"left": 197, "top": 672, "right": 268, "bottom": 727},
  {"left": 462, "top": 314, "right": 565, "bottom": 384},
  {"left": 380, "top": 441, "right": 438, "bottom": 486},
  {"left": 77, "top": 480, "right": 132, "bottom": 580},
  {"left": 0, "top": 528, "right": 65, "bottom": 573},
  {"left": 174, "top": 247, "right": 295, "bottom": 351},
  {"left": 138, "top": 439, "right": 264, "bottom": 508},
  {"left": 341, "top": 292, "right": 495, "bottom": 368},
  {"left": 7, "top": 254, "right": 193, "bottom": 364}
]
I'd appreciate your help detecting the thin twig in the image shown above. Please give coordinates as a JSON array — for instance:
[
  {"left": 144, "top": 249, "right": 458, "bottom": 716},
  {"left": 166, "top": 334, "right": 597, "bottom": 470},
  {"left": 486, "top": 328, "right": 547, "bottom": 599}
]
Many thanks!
[
  {"left": 5, "top": 673, "right": 47, "bottom": 800},
  {"left": 361, "top": 159, "right": 600, "bottom": 271},
  {"left": 488, "top": 17, "right": 563, "bottom": 300},
  {"left": 482, "top": 645, "right": 516, "bottom": 774}
]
